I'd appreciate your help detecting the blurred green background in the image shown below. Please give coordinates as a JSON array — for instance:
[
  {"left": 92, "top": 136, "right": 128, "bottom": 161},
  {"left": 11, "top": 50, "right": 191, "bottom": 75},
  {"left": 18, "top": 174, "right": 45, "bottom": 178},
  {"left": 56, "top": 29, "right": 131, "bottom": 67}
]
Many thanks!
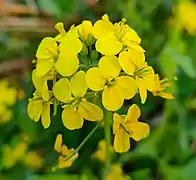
[{"left": 1, "top": 0, "right": 196, "bottom": 179}]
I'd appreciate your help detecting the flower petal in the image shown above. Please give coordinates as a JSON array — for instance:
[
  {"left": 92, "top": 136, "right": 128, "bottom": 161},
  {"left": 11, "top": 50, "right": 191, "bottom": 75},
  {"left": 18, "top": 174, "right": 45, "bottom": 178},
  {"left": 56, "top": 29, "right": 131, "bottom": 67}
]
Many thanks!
[
  {"left": 128, "top": 122, "right": 150, "bottom": 141},
  {"left": 93, "top": 19, "right": 114, "bottom": 39},
  {"left": 102, "top": 86, "right": 124, "bottom": 111},
  {"left": 59, "top": 34, "right": 82, "bottom": 55},
  {"left": 78, "top": 20, "right": 93, "bottom": 40},
  {"left": 62, "top": 106, "right": 84, "bottom": 130},
  {"left": 128, "top": 48, "right": 145, "bottom": 69},
  {"left": 136, "top": 78, "right": 147, "bottom": 104},
  {"left": 53, "top": 78, "right": 71, "bottom": 103},
  {"left": 55, "top": 54, "right": 79, "bottom": 77},
  {"left": 113, "top": 113, "right": 124, "bottom": 134},
  {"left": 114, "top": 128, "right": 130, "bottom": 153},
  {"left": 36, "top": 59, "right": 53, "bottom": 78},
  {"left": 78, "top": 100, "right": 103, "bottom": 121},
  {"left": 27, "top": 100, "right": 43, "bottom": 122},
  {"left": 96, "top": 34, "right": 123, "bottom": 56},
  {"left": 42, "top": 81, "right": 49, "bottom": 101},
  {"left": 116, "top": 76, "right": 137, "bottom": 99},
  {"left": 118, "top": 51, "right": 135, "bottom": 75},
  {"left": 125, "top": 104, "right": 141, "bottom": 123},
  {"left": 36, "top": 37, "right": 58, "bottom": 60},
  {"left": 98, "top": 56, "right": 121, "bottom": 79},
  {"left": 41, "top": 102, "right": 51, "bottom": 129},
  {"left": 70, "top": 71, "right": 87, "bottom": 98},
  {"left": 54, "top": 134, "right": 63, "bottom": 153},
  {"left": 122, "top": 26, "right": 141, "bottom": 44},
  {"left": 85, "top": 67, "right": 106, "bottom": 91}
]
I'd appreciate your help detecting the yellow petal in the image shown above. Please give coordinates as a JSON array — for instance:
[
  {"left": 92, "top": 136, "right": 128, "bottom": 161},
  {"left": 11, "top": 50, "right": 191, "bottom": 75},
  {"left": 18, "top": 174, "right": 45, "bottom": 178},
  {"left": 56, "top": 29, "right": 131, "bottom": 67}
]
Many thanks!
[
  {"left": 32, "top": 70, "right": 49, "bottom": 100},
  {"left": 102, "top": 86, "right": 124, "bottom": 111},
  {"left": 53, "top": 78, "right": 71, "bottom": 103},
  {"left": 98, "top": 56, "right": 121, "bottom": 79},
  {"left": 70, "top": 71, "right": 87, "bottom": 98},
  {"left": 125, "top": 104, "right": 141, "bottom": 123},
  {"left": 128, "top": 48, "right": 145, "bottom": 69},
  {"left": 55, "top": 54, "right": 79, "bottom": 77},
  {"left": 27, "top": 100, "right": 43, "bottom": 122},
  {"left": 122, "top": 26, "right": 141, "bottom": 44},
  {"left": 54, "top": 134, "right": 63, "bottom": 153},
  {"left": 41, "top": 102, "right": 51, "bottom": 129},
  {"left": 78, "top": 100, "right": 103, "bottom": 121},
  {"left": 118, "top": 51, "right": 135, "bottom": 75},
  {"left": 93, "top": 19, "right": 114, "bottom": 39},
  {"left": 136, "top": 78, "right": 147, "bottom": 104},
  {"left": 114, "top": 128, "right": 130, "bottom": 153},
  {"left": 59, "top": 33, "right": 82, "bottom": 55},
  {"left": 116, "top": 76, "right": 137, "bottom": 99},
  {"left": 128, "top": 122, "right": 150, "bottom": 141},
  {"left": 36, "top": 59, "right": 53, "bottom": 77},
  {"left": 42, "top": 81, "right": 49, "bottom": 101},
  {"left": 96, "top": 34, "right": 123, "bottom": 56},
  {"left": 36, "top": 37, "right": 58, "bottom": 60},
  {"left": 81, "top": 20, "right": 93, "bottom": 40},
  {"left": 85, "top": 67, "right": 106, "bottom": 91},
  {"left": 62, "top": 106, "right": 84, "bottom": 130},
  {"left": 127, "top": 42, "right": 145, "bottom": 52},
  {"left": 113, "top": 113, "right": 124, "bottom": 134}
]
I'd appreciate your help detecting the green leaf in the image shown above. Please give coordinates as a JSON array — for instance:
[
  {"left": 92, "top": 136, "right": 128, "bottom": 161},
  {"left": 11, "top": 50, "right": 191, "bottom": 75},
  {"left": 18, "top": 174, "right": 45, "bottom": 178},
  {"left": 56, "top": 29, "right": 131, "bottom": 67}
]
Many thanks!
[{"left": 37, "top": 0, "right": 61, "bottom": 18}]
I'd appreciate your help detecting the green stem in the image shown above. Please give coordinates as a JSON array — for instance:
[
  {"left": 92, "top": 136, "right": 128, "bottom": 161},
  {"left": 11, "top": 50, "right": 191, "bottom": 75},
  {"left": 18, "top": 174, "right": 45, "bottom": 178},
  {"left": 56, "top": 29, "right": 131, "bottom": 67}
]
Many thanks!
[{"left": 103, "top": 109, "right": 113, "bottom": 179}]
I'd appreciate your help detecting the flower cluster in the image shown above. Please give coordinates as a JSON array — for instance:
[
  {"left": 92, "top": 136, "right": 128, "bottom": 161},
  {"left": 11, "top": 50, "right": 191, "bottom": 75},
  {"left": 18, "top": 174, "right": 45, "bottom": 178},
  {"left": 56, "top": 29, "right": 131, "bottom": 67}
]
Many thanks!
[
  {"left": 173, "top": 1, "right": 196, "bottom": 35},
  {"left": 0, "top": 79, "right": 17, "bottom": 124},
  {"left": 27, "top": 14, "right": 175, "bottom": 168}
]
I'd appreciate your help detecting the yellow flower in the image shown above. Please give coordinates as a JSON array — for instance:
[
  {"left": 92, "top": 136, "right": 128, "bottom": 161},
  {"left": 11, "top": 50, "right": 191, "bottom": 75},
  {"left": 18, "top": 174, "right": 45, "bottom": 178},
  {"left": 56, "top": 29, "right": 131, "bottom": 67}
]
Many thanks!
[
  {"left": 92, "top": 140, "right": 114, "bottom": 161},
  {"left": 119, "top": 50, "right": 155, "bottom": 104},
  {"left": 35, "top": 37, "right": 58, "bottom": 77},
  {"left": 106, "top": 164, "right": 131, "bottom": 180},
  {"left": 77, "top": 20, "right": 93, "bottom": 41},
  {"left": 151, "top": 74, "right": 174, "bottom": 99},
  {"left": 54, "top": 134, "right": 78, "bottom": 169},
  {"left": 0, "top": 80, "right": 17, "bottom": 124},
  {"left": 93, "top": 14, "right": 143, "bottom": 56},
  {"left": 174, "top": 2, "right": 196, "bottom": 35},
  {"left": 24, "top": 151, "right": 45, "bottom": 169},
  {"left": 55, "top": 22, "right": 83, "bottom": 77},
  {"left": 113, "top": 104, "right": 149, "bottom": 153},
  {"left": 86, "top": 56, "right": 137, "bottom": 111},
  {"left": 32, "top": 70, "right": 49, "bottom": 101},
  {"left": 53, "top": 71, "right": 103, "bottom": 130},
  {"left": 2, "top": 141, "right": 28, "bottom": 169},
  {"left": 27, "top": 91, "right": 51, "bottom": 129}
]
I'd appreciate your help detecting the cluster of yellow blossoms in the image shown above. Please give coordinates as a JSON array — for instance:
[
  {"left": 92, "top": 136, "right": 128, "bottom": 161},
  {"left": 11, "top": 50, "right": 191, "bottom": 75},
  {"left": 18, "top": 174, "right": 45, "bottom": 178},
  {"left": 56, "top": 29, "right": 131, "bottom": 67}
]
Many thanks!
[
  {"left": 0, "top": 80, "right": 17, "bottom": 124},
  {"left": 27, "top": 14, "right": 174, "bottom": 169},
  {"left": 173, "top": 1, "right": 196, "bottom": 35}
]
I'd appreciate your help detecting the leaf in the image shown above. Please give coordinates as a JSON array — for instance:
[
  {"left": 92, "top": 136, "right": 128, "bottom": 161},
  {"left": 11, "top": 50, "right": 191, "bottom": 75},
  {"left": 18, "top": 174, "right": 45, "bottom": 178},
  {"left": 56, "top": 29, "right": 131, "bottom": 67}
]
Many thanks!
[{"left": 37, "top": 0, "right": 61, "bottom": 18}]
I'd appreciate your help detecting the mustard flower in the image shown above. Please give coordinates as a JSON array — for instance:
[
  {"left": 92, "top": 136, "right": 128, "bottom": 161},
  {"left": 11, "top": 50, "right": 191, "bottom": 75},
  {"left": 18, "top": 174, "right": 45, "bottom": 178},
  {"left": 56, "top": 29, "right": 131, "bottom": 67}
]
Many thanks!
[
  {"left": 106, "top": 164, "right": 131, "bottom": 180},
  {"left": 35, "top": 37, "right": 58, "bottom": 78},
  {"left": 27, "top": 91, "right": 51, "bottom": 129},
  {"left": 86, "top": 56, "right": 137, "bottom": 111},
  {"left": 0, "top": 80, "right": 17, "bottom": 123},
  {"left": 54, "top": 134, "right": 78, "bottom": 169},
  {"left": 92, "top": 140, "right": 114, "bottom": 161},
  {"left": 24, "top": 151, "right": 45, "bottom": 169},
  {"left": 113, "top": 104, "right": 149, "bottom": 153},
  {"left": 77, "top": 20, "right": 93, "bottom": 41},
  {"left": 55, "top": 23, "right": 83, "bottom": 77},
  {"left": 151, "top": 74, "right": 174, "bottom": 99},
  {"left": 119, "top": 50, "right": 155, "bottom": 103},
  {"left": 53, "top": 70, "right": 103, "bottom": 130},
  {"left": 93, "top": 14, "right": 143, "bottom": 56},
  {"left": 174, "top": 2, "right": 196, "bottom": 35}
]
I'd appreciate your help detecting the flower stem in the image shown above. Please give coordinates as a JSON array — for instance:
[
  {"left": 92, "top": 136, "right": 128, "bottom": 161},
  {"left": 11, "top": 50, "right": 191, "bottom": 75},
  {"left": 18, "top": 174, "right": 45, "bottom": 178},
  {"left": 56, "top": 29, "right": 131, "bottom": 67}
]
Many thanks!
[{"left": 103, "top": 109, "right": 113, "bottom": 179}]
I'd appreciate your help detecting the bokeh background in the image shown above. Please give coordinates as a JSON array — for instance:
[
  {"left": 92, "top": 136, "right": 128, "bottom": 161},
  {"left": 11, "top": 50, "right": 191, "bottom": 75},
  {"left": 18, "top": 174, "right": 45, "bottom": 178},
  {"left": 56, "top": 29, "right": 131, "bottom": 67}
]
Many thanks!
[{"left": 1, "top": 0, "right": 196, "bottom": 179}]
